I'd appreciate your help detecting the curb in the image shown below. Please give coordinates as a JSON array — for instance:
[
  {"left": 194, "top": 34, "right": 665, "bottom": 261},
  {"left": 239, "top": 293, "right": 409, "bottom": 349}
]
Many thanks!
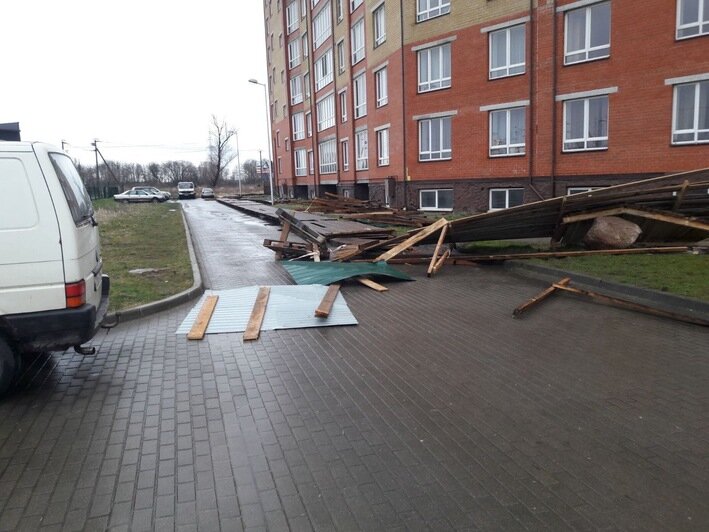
[
  {"left": 504, "top": 260, "right": 709, "bottom": 321},
  {"left": 103, "top": 208, "right": 204, "bottom": 325}
]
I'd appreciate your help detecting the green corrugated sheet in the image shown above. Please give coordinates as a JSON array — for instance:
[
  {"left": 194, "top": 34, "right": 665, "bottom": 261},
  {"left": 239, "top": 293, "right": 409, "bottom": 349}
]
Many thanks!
[{"left": 280, "top": 261, "right": 413, "bottom": 285}]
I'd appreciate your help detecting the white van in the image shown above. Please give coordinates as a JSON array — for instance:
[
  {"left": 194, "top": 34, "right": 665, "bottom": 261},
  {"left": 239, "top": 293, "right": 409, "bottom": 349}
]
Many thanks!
[{"left": 0, "top": 142, "right": 109, "bottom": 394}]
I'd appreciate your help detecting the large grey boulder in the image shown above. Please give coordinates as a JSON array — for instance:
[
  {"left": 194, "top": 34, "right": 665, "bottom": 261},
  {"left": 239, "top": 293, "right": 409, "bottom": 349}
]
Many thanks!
[{"left": 583, "top": 216, "right": 642, "bottom": 249}]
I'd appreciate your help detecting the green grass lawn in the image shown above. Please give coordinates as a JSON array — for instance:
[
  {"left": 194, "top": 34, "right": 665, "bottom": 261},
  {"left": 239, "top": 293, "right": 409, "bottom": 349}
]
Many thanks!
[{"left": 94, "top": 200, "right": 193, "bottom": 311}]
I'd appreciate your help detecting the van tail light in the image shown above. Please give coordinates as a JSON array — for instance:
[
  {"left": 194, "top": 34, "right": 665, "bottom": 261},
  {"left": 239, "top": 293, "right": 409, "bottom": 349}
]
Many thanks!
[{"left": 65, "top": 280, "right": 86, "bottom": 308}]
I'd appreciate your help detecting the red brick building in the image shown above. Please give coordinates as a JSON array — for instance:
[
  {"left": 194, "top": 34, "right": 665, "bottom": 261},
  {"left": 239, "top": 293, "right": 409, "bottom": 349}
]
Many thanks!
[{"left": 262, "top": 0, "right": 709, "bottom": 212}]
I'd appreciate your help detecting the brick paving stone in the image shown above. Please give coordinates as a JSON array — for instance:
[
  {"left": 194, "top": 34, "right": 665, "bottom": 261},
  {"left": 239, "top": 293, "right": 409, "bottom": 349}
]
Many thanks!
[{"left": 0, "top": 200, "right": 707, "bottom": 530}]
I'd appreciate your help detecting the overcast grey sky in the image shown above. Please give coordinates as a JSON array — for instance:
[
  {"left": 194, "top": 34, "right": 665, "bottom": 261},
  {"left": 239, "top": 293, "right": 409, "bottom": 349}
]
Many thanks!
[{"left": 2, "top": 0, "right": 269, "bottom": 168}]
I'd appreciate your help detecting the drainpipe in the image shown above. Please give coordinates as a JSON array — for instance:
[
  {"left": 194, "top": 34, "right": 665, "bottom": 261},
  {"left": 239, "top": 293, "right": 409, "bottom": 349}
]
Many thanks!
[
  {"left": 551, "top": 0, "right": 558, "bottom": 198},
  {"left": 528, "top": 0, "right": 536, "bottom": 193},
  {"left": 400, "top": 0, "right": 408, "bottom": 210}
]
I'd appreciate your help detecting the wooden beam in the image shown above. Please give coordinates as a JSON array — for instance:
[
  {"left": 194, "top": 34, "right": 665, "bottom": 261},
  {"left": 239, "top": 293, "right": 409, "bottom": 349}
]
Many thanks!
[
  {"left": 375, "top": 217, "right": 449, "bottom": 262},
  {"left": 432, "top": 249, "right": 451, "bottom": 275},
  {"left": 244, "top": 287, "right": 271, "bottom": 341},
  {"left": 187, "top": 295, "right": 219, "bottom": 340},
  {"left": 513, "top": 278, "right": 571, "bottom": 317},
  {"left": 427, "top": 224, "right": 449, "bottom": 277},
  {"left": 356, "top": 277, "right": 388, "bottom": 291},
  {"left": 563, "top": 206, "right": 709, "bottom": 231},
  {"left": 673, "top": 180, "right": 690, "bottom": 210},
  {"left": 460, "top": 246, "right": 689, "bottom": 262},
  {"left": 314, "top": 284, "right": 340, "bottom": 318}
]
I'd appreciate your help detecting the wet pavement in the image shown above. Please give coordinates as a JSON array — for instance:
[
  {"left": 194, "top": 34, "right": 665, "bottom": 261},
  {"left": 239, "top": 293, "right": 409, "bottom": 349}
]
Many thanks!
[{"left": 1, "top": 199, "right": 708, "bottom": 531}]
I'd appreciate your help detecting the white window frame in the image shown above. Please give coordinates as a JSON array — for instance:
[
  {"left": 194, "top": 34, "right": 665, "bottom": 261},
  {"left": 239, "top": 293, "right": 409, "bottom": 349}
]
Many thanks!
[
  {"left": 418, "top": 116, "right": 452, "bottom": 161},
  {"left": 567, "top": 186, "right": 605, "bottom": 195},
  {"left": 288, "top": 39, "right": 301, "bottom": 70},
  {"left": 337, "top": 40, "right": 346, "bottom": 73},
  {"left": 350, "top": 0, "right": 363, "bottom": 12},
  {"left": 286, "top": 1, "right": 299, "bottom": 34},
  {"left": 373, "top": 4, "right": 386, "bottom": 47},
  {"left": 317, "top": 94, "right": 335, "bottom": 131},
  {"left": 376, "top": 128, "right": 390, "bottom": 166},
  {"left": 351, "top": 19, "right": 366, "bottom": 65},
  {"left": 308, "top": 149, "right": 314, "bottom": 174},
  {"left": 562, "top": 95, "right": 609, "bottom": 152},
  {"left": 290, "top": 76, "right": 303, "bottom": 105},
  {"left": 677, "top": 0, "right": 709, "bottom": 39},
  {"left": 304, "top": 72, "right": 311, "bottom": 99},
  {"left": 306, "top": 112, "right": 313, "bottom": 137},
  {"left": 314, "top": 48, "right": 334, "bottom": 90},
  {"left": 489, "top": 188, "right": 524, "bottom": 211},
  {"left": 417, "top": 43, "right": 451, "bottom": 93},
  {"left": 419, "top": 189, "right": 453, "bottom": 211},
  {"left": 339, "top": 90, "right": 348, "bottom": 122},
  {"left": 292, "top": 112, "right": 305, "bottom": 140},
  {"left": 564, "top": 1, "right": 611, "bottom": 65},
  {"left": 375, "top": 67, "right": 388, "bottom": 107},
  {"left": 671, "top": 80, "right": 709, "bottom": 145},
  {"left": 313, "top": 2, "right": 332, "bottom": 50},
  {"left": 355, "top": 129, "right": 368, "bottom": 170},
  {"left": 489, "top": 24, "right": 526, "bottom": 79},
  {"left": 302, "top": 33, "right": 309, "bottom": 58},
  {"left": 319, "top": 138, "right": 337, "bottom": 174},
  {"left": 416, "top": 0, "right": 450, "bottom": 23},
  {"left": 489, "top": 107, "right": 526, "bottom": 157},
  {"left": 354, "top": 72, "right": 367, "bottom": 118},
  {"left": 341, "top": 139, "right": 350, "bottom": 170}
]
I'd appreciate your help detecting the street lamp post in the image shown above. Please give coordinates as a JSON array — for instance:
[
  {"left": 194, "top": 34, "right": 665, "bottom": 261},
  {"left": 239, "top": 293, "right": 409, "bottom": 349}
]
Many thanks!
[{"left": 249, "top": 78, "right": 275, "bottom": 205}]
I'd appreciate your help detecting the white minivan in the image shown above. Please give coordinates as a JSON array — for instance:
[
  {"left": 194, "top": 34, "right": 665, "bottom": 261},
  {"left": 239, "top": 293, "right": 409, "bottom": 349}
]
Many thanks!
[{"left": 0, "top": 142, "right": 109, "bottom": 394}]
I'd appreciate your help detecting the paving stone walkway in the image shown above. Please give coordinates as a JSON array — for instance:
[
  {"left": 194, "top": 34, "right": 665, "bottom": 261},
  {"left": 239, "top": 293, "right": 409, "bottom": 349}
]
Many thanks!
[{"left": 0, "top": 200, "right": 707, "bottom": 531}]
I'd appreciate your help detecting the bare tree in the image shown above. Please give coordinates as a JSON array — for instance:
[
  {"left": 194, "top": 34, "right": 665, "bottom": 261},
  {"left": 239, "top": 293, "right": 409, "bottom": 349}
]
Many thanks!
[
  {"left": 207, "top": 115, "right": 236, "bottom": 188},
  {"left": 162, "top": 161, "right": 198, "bottom": 185}
]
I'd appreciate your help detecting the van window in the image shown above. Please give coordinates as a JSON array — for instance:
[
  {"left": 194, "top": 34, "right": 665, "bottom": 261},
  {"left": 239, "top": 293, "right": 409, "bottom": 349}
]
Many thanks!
[
  {"left": 0, "top": 158, "right": 39, "bottom": 230},
  {"left": 49, "top": 153, "right": 93, "bottom": 225}
]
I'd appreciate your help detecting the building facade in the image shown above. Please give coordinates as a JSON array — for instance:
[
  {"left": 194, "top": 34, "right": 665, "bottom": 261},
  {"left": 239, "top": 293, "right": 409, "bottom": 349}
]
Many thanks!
[{"left": 262, "top": 0, "right": 709, "bottom": 212}]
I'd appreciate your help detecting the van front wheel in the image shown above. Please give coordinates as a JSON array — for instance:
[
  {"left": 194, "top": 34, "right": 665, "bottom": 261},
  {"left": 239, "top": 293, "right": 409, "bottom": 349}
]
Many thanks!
[{"left": 0, "top": 337, "right": 17, "bottom": 396}]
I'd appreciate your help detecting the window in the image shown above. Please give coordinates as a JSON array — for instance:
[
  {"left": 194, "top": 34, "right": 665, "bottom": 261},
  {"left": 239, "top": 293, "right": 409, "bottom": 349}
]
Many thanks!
[
  {"left": 286, "top": 1, "right": 299, "bottom": 34},
  {"left": 489, "top": 188, "right": 524, "bottom": 210},
  {"left": 49, "top": 154, "right": 93, "bottom": 225},
  {"left": 375, "top": 67, "right": 388, "bottom": 107},
  {"left": 351, "top": 0, "right": 363, "bottom": 12},
  {"left": 292, "top": 112, "right": 305, "bottom": 140},
  {"left": 313, "top": 2, "right": 332, "bottom": 49},
  {"left": 418, "top": 43, "right": 451, "bottom": 92},
  {"left": 373, "top": 4, "right": 386, "bottom": 46},
  {"left": 355, "top": 129, "right": 368, "bottom": 170},
  {"left": 677, "top": 0, "right": 709, "bottom": 38},
  {"left": 285, "top": 138, "right": 290, "bottom": 152},
  {"left": 489, "top": 107, "right": 526, "bottom": 157},
  {"left": 567, "top": 186, "right": 602, "bottom": 195},
  {"left": 304, "top": 72, "right": 311, "bottom": 98},
  {"left": 288, "top": 39, "right": 301, "bottom": 69},
  {"left": 563, "top": 95, "right": 609, "bottom": 151},
  {"left": 315, "top": 48, "right": 334, "bottom": 90},
  {"left": 672, "top": 80, "right": 709, "bottom": 144},
  {"left": 354, "top": 73, "right": 367, "bottom": 118},
  {"left": 489, "top": 25, "right": 525, "bottom": 79},
  {"left": 341, "top": 139, "right": 350, "bottom": 170},
  {"left": 317, "top": 94, "right": 335, "bottom": 131},
  {"left": 377, "top": 128, "right": 389, "bottom": 166},
  {"left": 308, "top": 150, "right": 314, "bottom": 174},
  {"left": 351, "top": 19, "right": 365, "bottom": 64},
  {"left": 417, "top": 0, "right": 450, "bottom": 22},
  {"left": 278, "top": 157, "right": 282, "bottom": 174},
  {"left": 339, "top": 90, "right": 348, "bottom": 122},
  {"left": 319, "top": 139, "right": 337, "bottom": 173},
  {"left": 306, "top": 112, "right": 313, "bottom": 136},
  {"left": 420, "top": 189, "right": 453, "bottom": 211},
  {"left": 418, "top": 116, "right": 452, "bottom": 161},
  {"left": 302, "top": 33, "right": 309, "bottom": 58},
  {"left": 336, "top": 0, "right": 344, "bottom": 21},
  {"left": 301, "top": 0, "right": 306, "bottom": 18},
  {"left": 565, "top": 1, "right": 611, "bottom": 65},
  {"left": 279, "top": 33, "right": 283, "bottom": 48},
  {"left": 290, "top": 76, "right": 303, "bottom": 104},
  {"left": 337, "top": 40, "right": 346, "bottom": 73}
]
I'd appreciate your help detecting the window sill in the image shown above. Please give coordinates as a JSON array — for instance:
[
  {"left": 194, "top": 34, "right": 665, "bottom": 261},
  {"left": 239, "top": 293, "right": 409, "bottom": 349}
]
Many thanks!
[
  {"left": 675, "top": 32, "right": 709, "bottom": 42},
  {"left": 418, "top": 157, "right": 452, "bottom": 162},
  {"left": 562, "top": 147, "right": 608, "bottom": 153},
  {"left": 563, "top": 54, "right": 610, "bottom": 67},
  {"left": 489, "top": 152, "right": 526, "bottom": 158},
  {"left": 419, "top": 208, "right": 453, "bottom": 212},
  {"left": 488, "top": 70, "right": 526, "bottom": 81},
  {"left": 671, "top": 139, "right": 709, "bottom": 146},
  {"left": 417, "top": 85, "right": 452, "bottom": 95},
  {"left": 416, "top": 11, "right": 451, "bottom": 24}
]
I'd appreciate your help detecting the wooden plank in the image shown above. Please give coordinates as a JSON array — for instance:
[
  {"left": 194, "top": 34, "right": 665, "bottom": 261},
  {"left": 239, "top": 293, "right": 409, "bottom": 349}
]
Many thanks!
[
  {"left": 187, "top": 295, "right": 219, "bottom": 340},
  {"left": 427, "top": 224, "right": 449, "bottom": 277},
  {"left": 459, "top": 246, "right": 689, "bottom": 262},
  {"left": 513, "top": 278, "right": 571, "bottom": 317},
  {"left": 673, "top": 180, "right": 690, "bottom": 210},
  {"left": 314, "top": 284, "right": 340, "bottom": 318},
  {"left": 563, "top": 206, "right": 709, "bottom": 232},
  {"left": 375, "top": 218, "right": 449, "bottom": 262},
  {"left": 432, "top": 249, "right": 451, "bottom": 275},
  {"left": 356, "top": 277, "right": 388, "bottom": 292},
  {"left": 243, "top": 287, "right": 270, "bottom": 341}
]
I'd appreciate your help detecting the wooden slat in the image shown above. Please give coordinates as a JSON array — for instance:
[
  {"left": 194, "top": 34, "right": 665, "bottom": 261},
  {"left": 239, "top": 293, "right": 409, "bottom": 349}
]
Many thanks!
[
  {"left": 563, "top": 206, "right": 709, "bottom": 231},
  {"left": 673, "top": 180, "right": 690, "bottom": 210},
  {"left": 427, "top": 224, "right": 449, "bottom": 277},
  {"left": 243, "top": 287, "right": 270, "bottom": 341},
  {"left": 459, "top": 246, "right": 689, "bottom": 262},
  {"left": 356, "top": 277, "right": 388, "bottom": 291},
  {"left": 314, "top": 284, "right": 340, "bottom": 318},
  {"left": 187, "top": 296, "right": 219, "bottom": 340},
  {"left": 432, "top": 249, "right": 451, "bottom": 275},
  {"left": 375, "top": 217, "right": 449, "bottom": 262},
  {"left": 513, "top": 278, "right": 570, "bottom": 317}
]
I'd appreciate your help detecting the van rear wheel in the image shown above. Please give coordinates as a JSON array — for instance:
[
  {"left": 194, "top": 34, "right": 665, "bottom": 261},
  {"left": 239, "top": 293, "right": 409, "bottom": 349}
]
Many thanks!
[{"left": 0, "top": 337, "right": 17, "bottom": 397}]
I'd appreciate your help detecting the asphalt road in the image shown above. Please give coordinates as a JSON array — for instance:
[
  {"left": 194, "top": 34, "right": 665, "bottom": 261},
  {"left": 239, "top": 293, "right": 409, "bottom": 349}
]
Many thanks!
[{"left": 0, "top": 199, "right": 707, "bottom": 531}]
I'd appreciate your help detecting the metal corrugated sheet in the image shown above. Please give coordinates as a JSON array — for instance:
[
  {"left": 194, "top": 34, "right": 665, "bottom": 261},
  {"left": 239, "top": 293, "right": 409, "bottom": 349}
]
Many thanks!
[
  {"left": 280, "top": 261, "right": 413, "bottom": 285},
  {"left": 176, "top": 285, "right": 358, "bottom": 335}
]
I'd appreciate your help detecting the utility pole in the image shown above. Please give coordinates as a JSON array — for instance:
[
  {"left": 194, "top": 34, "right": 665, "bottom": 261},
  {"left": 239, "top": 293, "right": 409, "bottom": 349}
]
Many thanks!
[
  {"left": 61, "top": 140, "right": 67, "bottom": 151},
  {"left": 235, "top": 129, "right": 242, "bottom": 196},
  {"left": 92, "top": 140, "right": 100, "bottom": 198},
  {"left": 259, "top": 149, "right": 264, "bottom": 196}
]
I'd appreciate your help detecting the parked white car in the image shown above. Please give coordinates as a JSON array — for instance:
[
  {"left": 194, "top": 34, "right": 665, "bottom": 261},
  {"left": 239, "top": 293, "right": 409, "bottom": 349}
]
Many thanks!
[
  {"left": 0, "top": 142, "right": 110, "bottom": 395},
  {"left": 114, "top": 189, "right": 167, "bottom": 203},
  {"left": 131, "top": 186, "right": 171, "bottom": 199},
  {"left": 177, "top": 181, "right": 196, "bottom": 199}
]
